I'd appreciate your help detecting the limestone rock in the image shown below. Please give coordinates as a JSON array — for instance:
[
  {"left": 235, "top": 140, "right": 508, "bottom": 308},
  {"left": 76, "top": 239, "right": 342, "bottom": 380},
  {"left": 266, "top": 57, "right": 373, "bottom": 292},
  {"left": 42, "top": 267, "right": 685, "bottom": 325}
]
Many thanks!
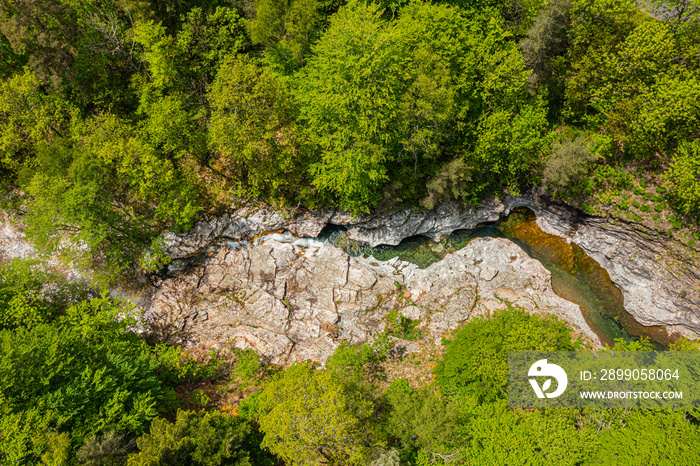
[
  {"left": 147, "top": 237, "right": 600, "bottom": 365},
  {"left": 162, "top": 204, "right": 335, "bottom": 259}
]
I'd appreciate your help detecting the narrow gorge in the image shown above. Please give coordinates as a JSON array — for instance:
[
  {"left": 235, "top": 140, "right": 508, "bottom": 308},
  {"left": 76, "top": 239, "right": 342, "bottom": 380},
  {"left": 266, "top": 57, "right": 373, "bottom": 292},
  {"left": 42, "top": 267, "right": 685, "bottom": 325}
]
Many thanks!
[{"left": 137, "top": 194, "right": 700, "bottom": 364}]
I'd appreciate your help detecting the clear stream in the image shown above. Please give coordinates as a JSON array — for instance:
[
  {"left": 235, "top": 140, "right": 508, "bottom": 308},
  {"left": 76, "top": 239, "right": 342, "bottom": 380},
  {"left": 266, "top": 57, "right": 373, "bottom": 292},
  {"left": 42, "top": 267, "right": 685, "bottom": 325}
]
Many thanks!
[{"left": 319, "top": 207, "right": 672, "bottom": 348}]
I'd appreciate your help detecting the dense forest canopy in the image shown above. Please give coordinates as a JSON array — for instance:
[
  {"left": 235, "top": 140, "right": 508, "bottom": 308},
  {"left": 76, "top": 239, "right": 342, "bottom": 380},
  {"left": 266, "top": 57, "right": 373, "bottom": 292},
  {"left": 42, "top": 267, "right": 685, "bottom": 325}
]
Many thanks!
[
  {"left": 2, "top": 0, "right": 700, "bottom": 464},
  {"left": 0, "top": 0, "right": 698, "bottom": 274}
]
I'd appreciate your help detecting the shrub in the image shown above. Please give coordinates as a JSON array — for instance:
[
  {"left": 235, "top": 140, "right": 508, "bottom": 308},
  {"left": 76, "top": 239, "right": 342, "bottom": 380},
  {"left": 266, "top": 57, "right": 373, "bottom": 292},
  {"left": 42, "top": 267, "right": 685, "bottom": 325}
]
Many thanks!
[
  {"left": 543, "top": 131, "right": 611, "bottom": 198},
  {"left": 669, "top": 215, "right": 684, "bottom": 229},
  {"left": 386, "top": 308, "right": 422, "bottom": 341},
  {"left": 666, "top": 140, "right": 700, "bottom": 219},
  {"left": 640, "top": 204, "right": 651, "bottom": 212}
]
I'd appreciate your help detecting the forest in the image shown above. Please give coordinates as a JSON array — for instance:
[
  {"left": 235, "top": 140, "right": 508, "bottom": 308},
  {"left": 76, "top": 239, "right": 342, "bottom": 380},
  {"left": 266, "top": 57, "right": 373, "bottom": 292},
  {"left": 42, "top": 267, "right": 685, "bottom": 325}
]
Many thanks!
[{"left": 1, "top": 0, "right": 700, "bottom": 464}]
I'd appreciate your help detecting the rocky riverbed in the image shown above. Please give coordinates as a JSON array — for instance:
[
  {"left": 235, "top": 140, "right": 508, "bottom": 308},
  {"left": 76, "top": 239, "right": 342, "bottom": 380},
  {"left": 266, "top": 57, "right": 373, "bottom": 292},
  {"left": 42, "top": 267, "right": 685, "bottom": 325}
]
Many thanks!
[
  {"left": 149, "top": 236, "right": 599, "bottom": 364},
  {"left": 162, "top": 194, "right": 700, "bottom": 342},
  {"left": 3, "top": 193, "right": 699, "bottom": 363}
]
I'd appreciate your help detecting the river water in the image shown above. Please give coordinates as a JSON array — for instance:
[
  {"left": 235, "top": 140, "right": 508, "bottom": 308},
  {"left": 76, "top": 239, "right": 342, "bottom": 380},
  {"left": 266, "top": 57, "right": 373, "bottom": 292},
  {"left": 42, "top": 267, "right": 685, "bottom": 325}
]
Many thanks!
[
  {"left": 173, "top": 207, "right": 672, "bottom": 347},
  {"left": 320, "top": 207, "right": 672, "bottom": 348}
]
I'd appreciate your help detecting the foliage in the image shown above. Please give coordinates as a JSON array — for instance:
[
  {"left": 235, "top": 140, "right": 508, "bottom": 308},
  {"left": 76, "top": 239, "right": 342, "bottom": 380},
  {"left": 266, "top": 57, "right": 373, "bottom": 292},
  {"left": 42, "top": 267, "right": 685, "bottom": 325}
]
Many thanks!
[
  {"left": 386, "top": 308, "right": 422, "bottom": 341},
  {"left": 22, "top": 114, "right": 199, "bottom": 274},
  {"left": 519, "top": 0, "right": 571, "bottom": 117},
  {"left": 458, "top": 399, "right": 588, "bottom": 465},
  {"left": 384, "top": 380, "right": 460, "bottom": 459},
  {"left": 326, "top": 335, "right": 391, "bottom": 389},
  {"left": 297, "top": 0, "right": 547, "bottom": 212},
  {"left": 421, "top": 158, "right": 474, "bottom": 209},
  {"left": 77, "top": 431, "right": 134, "bottom": 466},
  {"left": 127, "top": 410, "right": 255, "bottom": 466},
  {"left": 208, "top": 55, "right": 311, "bottom": 203},
  {"left": 248, "top": 0, "right": 322, "bottom": 72},
  {"left": 587, "top": 409, "right": 700, "bottom": 464},
  {"left": 435, "top": 307, "right": 574, "bottom": 401},
  {"left": 543, "top": 129, "right": 613, "bottom": 199},
  {"left": 2, "top": 0, "right": 700, "bottom": 462},
  {"left": 133, "top": 7, "right": 248, "bottom": 162},
  {"left": 256, "top": 362, "right": 375, "bottom": 465},
  {"left": 233, "top": 349, "right": 264, "bottom": 388},
  {"left": 666, "top": 140, "right": 700, "bottom": 218},
  {"left": 0, "top": 296, "right": 162, "bottom": 460},
  {"left": 0, "top": 69, "right": 73, "bottom": 175},
  {"left": 0, "top": 258, "right": 90, "bottom": 330},
  {"left": 152, "top": 344, "right": 232, "bottom": 391}
]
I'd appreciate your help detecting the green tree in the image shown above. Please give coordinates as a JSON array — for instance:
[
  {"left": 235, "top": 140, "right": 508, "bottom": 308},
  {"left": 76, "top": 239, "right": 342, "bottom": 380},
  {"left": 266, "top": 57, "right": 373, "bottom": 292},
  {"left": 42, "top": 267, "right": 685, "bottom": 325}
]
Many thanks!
[
  {"left": 133, "top": 7, "right": 248, "bottom": 163},
  {"left": 0, "top": 32, "right": 26, "bottom": 78},
  {"left": 457, "top": 400, "right": 588, "bottom": 465},
  {"left": 297, "top": 1, "right": 548, "bottom": 211},
  {"left": 248, "top": 0, "right": 322, "bottom": 72},
  {"left": 564, "top": 0, "right": 642, "bottom": 123},
  {"left": 0, "top": 258, "right": 90, "bottom": 330},
  {"left": 384, "top": 379, "right": 460, "bottom": 461},
  {"left": 296, "top": 0, "right": 479, "bottom": 211},
  {"left": 0, "top": 69, "right": 73, "bottom": 175},
  {"left": 22, "top": 113, "right": 199, "bottom": 274},
  {"left": 0, "top": 0, "right": 144, "bottom": 108},
  {"left": 295, "top": 0, "right": 402, "bottom": 212},
  {"left": 435, "top": 307, "right": 574, "bottom": 401},
  {"left": 0, "top": 297, "right": 163, "bottom": 458},
  {"left": 208, "top": 55, "right": 312, "bottom": 203},
  {"left": 256, "top": 363, "right": 374, "bottom": 465},
  {"left": 128, "top": 410, "right": 257, "bottom": 466},
  {"left": 588, "top": 409, "right": 700, "bottom": 464}
]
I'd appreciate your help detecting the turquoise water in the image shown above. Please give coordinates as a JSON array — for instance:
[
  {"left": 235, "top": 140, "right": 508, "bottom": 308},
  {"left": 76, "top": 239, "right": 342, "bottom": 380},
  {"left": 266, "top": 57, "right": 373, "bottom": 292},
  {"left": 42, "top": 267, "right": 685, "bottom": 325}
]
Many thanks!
[{"left": 322, "top": 208, "right": 671, "bottom": 348}]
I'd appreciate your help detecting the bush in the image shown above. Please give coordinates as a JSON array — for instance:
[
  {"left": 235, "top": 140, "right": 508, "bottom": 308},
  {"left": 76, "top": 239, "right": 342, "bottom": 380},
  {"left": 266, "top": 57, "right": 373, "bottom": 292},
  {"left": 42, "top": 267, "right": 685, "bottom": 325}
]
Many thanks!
[
  {"left": 421, "top": 158, "right": 475, "bottom": 209},
  {"left": 435, "top": 307, "right": 573, "bottom": 401},
  {"left": 543, "top": 131, "right": 606, "bottom": 197},
  {"left": 386, "top": 308, "right": 422, "bottom": 341},
  {"left": 666, "top": 140, "right": 700, "bottom": 219},
  {"left": 77, "top": 431, "right": 134, "bottom": 466},
  {"left": 640, "top": 204, "right": 651, "bottom": 212},
  {"left": 669, "top": 215, "right": 684, "bottom": 229}
]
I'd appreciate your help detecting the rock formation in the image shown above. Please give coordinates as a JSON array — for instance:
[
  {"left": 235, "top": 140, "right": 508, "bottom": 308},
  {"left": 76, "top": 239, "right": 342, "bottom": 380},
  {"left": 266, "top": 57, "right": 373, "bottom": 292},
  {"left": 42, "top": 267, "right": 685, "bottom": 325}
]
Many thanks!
[
  {"left": 161, "top": 195, "right": 700, "bottom": 342},
  {"left": 148, "top": 237, "right": 599, "bottom": 365}
]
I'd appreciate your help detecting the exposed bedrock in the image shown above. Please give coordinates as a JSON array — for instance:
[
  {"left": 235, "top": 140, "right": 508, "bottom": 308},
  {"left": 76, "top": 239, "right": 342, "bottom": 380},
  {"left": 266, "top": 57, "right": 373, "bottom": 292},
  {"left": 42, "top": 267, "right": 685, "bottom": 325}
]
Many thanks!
[
  {"left": 162, "top": 195, "right": 700, "bottom": 339},
  {"left": 508, "top": 197, "right": 700, "bottom": 337},
  {"left": 149, "top": 237, "right": 599, "bottom": 364}
]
